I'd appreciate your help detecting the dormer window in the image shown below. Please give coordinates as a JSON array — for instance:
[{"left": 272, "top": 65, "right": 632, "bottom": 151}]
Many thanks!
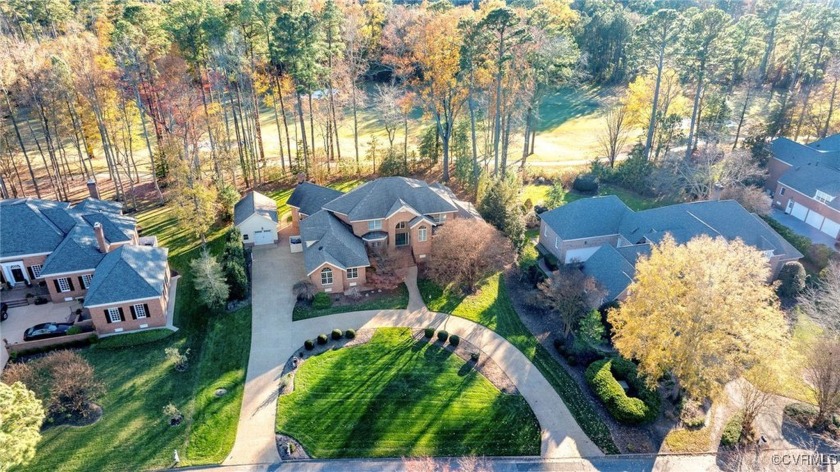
[{"left": 815, "top": 190, "right": 835, "bottom": 204}]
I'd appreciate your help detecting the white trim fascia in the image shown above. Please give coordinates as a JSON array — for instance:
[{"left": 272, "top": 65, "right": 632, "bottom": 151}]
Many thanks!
[
  {"left": 41, "top": 268, "right": 96, "bottom": 278},
  {"left": 409, "top": 216, "right": 434, "bottom": 228},
  {"left": 237, "top": 213, "right": 277, "bottom": 229},
  {"left": 85, "top": 295, "right": 161, "bottom": 309},
  {"left": 0, "top": 252, "right": 52, "bottom": 262},
  {"left": 550, "top": 233, "right": 621, "bottom": 243},
  {"left": 306, "top": 261, "right": 345, "bottom": 276},
  {"left": 782, "top": 184, "right": 840, "bottom": 216},
  {"left": 386, "top": 204, "right": 422, "bottom": 219}
]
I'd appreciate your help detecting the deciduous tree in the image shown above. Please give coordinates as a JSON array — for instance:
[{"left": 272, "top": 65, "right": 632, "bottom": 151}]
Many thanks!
[
  {"left": 427, "top": 218, "right": 513, "bottom": 293},
  {"left": 0, "top": 382, "right": 44, "bottom": 472},
  {"left": 190, "top": 249, "right": 229, "bottom": 312}
]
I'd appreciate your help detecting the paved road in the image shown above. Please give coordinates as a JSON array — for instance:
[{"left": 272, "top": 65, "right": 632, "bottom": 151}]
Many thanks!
[{"left": 224, "top": 243, "right": 603, "bottom": 466}]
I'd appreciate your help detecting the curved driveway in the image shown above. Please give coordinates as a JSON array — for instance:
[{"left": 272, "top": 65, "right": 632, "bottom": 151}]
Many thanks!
[{"left": 224, "top": 243, "right": 602, "bottom": 466}]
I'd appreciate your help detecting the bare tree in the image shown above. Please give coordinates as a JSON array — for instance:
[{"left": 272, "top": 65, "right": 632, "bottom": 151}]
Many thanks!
[
  {"left": 804, "top": 338, "right": 840, "bottom": 428},
  {"left": 720, "top": 186, "right": 772, "bottom": 216},
  {"left": 538, "top": 266, "right": 606, "bottom": 337},
  {"left": 374, "top": 84, "right": 402, "bottom": 149},
  {"left": 737, "top": 366, "right": 777, "bottom": 442},
  {"left": 457, "top": 455, "right": 491, "bottom": 472},
  {"left": 674, "top": 146, "right": 767, "bottom": 201},
  {"left": 427, "top": 219, "right": 514, "bottom": 293},
  {"left": 799, "top": 261, "right": 840, "bottom": 334},
  {"left": 597, "top": 105, "right": 629, "bottom": 168}
]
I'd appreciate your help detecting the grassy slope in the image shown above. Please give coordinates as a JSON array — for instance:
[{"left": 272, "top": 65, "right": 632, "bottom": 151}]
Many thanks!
[
  {"left": 418, "top": 275, "right": 619, "bottom": 454},
  {"left": 292, "top": 284, "right": 409, "bottom": 321},
  {"left": 276, "top": 328, "right": 540, "bottom": 458},
  {"left": 16, "top": 209, "right": 250, "bottom": 471},
  {"left": 522, "top": 183, "right": 671, "bottom": 211}
]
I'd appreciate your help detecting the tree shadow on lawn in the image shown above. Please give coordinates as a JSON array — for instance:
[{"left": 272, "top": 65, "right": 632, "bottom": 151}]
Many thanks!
[
  {"left": 535, "top": 87, "right": 603, "bottom": 132},
  {"left": 781, "top": 418, "right": 840, "bottom": 454}
]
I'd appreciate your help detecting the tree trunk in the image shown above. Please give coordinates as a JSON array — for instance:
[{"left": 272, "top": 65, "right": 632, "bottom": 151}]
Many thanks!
[
  {"left": 732, "top": 85, "right": 753, "bottom": 150},
  {"left": 271, "top": 90, "right": 286, "bottom": 174},
  {"left": 134, "top": 86, "right": 163, "bottom": 203},
  {"left": 308, "top": 94, "right": 316, "bottom": 162},
  {"left": 249, "top": 79, "right": 266, "bottom": 170},
  {"left": 492, "top": 32, "right": 505, "bottom": 176},
  {"left": 198, "top": 70, "right": 222, "bottom": 182},
  {"left": 66, "top": 100, "right": 90, "bottom": 179},
  {"left": 296, "top": 92, "right": 310, "bottom": 175},
  {"left": 2, "top": 94, "right": 40, "bottom": 198},
  {"left": 26, "top": 113, "right": 58, "bottom": 199},
  {"left": 469, "top": 80, "right": 480, "bottom": 182},
  {"left": 351, "top": 82, "right": 360, "bottom": 172},
  {"left": 521, "top": 106, "right": 531, "bottom": 169},
  {"left": 230, "top": 85, "right": 250, "bottom": 188},
  {"left": 822, "top": 75, "right": 838, "bottom": 138},
  {"left": 274, "top": 77, "right": 293, "bottom": 171},
  {"left": 684, "top": 67, "right": 705, "bottom": 161},
  {"left": 645, "top": 46, "right": 665, "bottom": 160}
]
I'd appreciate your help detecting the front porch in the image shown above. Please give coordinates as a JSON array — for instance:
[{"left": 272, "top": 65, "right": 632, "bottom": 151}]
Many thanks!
[{"left": 0, "top": 282, "right": 50, "bottom": 307}]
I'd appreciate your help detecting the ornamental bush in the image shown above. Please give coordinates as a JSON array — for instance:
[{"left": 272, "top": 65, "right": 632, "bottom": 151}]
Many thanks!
[
  {"left": 345, "top": 329, "right": 356, "bottom": 339},
  {"left": 312, "top": 292, "right": 332, "bottom": 310},
  {"left": 331, "top": 329, "right": 343, "bottom": 340},
  {"left": 720, "top": 412, "right": 744, "bottom": 447},
  {"left": 304, "top": 340, "right": 314, "bottom": 350},
  {"left": 449, "top": 335, "right": 460, "bottom": 346},
  {"left": 777, "top": 261, "right": 806, "bottom": 298},
  {"left": 317, "top": 334, "right": 328, "bottom": 345},
  {"left": 424, "top": 327, "right": 435, "bottom": 338},
  {"left": 437, "top": 330, "right": 449, "bottom": 342},
  {"left": 573, "top": 173, "right": 599, "bottom": 193},
  {"left": 585, "top": 358, "right": 660, "bottom": 425}
]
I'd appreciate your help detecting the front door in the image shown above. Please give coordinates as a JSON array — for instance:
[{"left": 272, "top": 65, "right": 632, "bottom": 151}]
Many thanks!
[
  {"left": 395, "top": 232, "right": 409, "bottom": 247},
  {"left": 11, "top": 266, "right": 26, "bottom": 283}
]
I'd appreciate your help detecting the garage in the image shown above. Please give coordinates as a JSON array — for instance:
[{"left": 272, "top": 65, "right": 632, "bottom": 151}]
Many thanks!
[
  {"left": 790, "top": 201, "right": 809, "bottom": 221},
  {"left": 253, "top": 229, "right": 276, "bottom": 246},
  {"left": 819, "top": 217, "right": 840, "bottom": 238},
  {"left": 805, "top": 210, "right": 825, "bottom": 230},
  {"left": 234, "top": 191, "right": 279, "bottom": 246}
]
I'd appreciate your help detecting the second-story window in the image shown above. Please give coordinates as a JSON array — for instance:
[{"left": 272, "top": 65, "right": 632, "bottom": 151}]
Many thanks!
[
  {"left": 418, "top": 226, "right": 427, "bottom": 242},
  {"left": 368, "top": 219, "right": 383, "bottom": 230}
]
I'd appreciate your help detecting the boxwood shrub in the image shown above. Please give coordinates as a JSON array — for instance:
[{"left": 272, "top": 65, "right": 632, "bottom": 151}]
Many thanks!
[
  {"left": 317, "top": 334, "right": 328, "bottom": 345},
  {"left": 449, "top": 335, "right": 460, "bottom": 346},
  {"left": 345, "top": 329, "right": 356, "bottom": 339},
  {"left": 584, "top": 358, "right": 660, "bottom": 425},
  {"left": 720, "top": 412, "right": 743, "bottom": 447},
  {"left": 312, "top": 292, "right": 332, "bottom": 310},
  {"left": 437, "top": 330, "right": 449, "bottom": 342},
  {"left": 304, "top": 339, "right": 315, "bottom": 350},
  {"left": 424, "top": 327, "right": 435, "bottom": 338},
  {"left": 331, "top": 329, "right": 343, "bottom": 340}
]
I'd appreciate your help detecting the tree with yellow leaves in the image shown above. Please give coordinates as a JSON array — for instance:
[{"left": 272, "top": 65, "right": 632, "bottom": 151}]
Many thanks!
[{"left": 608, "top": 235, "right": 786, "bottom": 401}]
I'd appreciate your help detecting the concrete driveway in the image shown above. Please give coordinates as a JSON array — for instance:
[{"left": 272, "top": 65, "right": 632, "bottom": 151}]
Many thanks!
[
  {"left": 770, "top": 209, "right": 838, "bottom": 250},
  {"left": 0, "top": 300, "right": 80, "bottom": 370}
]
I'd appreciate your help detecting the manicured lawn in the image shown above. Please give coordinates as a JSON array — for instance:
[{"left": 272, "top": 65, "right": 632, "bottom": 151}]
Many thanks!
[
  {"left": 418, "top": 274, "right": 619, "bottom": 454},
  {"left": 292, "top": 284, "right": 409, "bottom": 321},
  {"left": 521, "top": 183, "right": 671, "bottom": 212},
  {"left": 275, "top": 328, "right": 541, "bottom": 458},
  {"left": 16, "top": 213, "right": 251, "bottom": 471}
]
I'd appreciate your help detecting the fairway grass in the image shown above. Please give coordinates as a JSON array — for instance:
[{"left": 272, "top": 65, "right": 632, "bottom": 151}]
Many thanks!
[{"left": 275, "top": 328, "right": 541, "bottom": 458}]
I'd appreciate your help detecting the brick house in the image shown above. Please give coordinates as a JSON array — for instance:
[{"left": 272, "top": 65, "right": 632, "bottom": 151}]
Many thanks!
[
  {"left": 767, "top": 135, "right": 840, "bottom": 243},
  {"left": 288, "top": 177, "right": 478, "bottom": 293},
  {"left": 0, "top": 185, "right": 173, "bottom": 336},
  {"left": 538, "top": 196, "right": 803, "bottom": 301}
]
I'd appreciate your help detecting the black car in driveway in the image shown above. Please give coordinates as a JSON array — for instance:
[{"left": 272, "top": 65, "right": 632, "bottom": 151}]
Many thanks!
[
  {"left": 1, "top": 302, "right": 7, "bottom": 321},
  {"left": 23, "top": 322, "right": 75, "bottom": 341}
]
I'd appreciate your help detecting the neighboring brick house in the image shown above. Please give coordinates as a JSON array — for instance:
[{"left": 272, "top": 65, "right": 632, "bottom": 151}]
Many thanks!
[
  {"left": 538, "top": 196, "right": 803, "bottom": 301},
  {"left": 767, "top": 135, "right": 840, "bottom": 242},
  {"left": 288, "top": 177, "right": 478, "bottom": 293},
  {"left": 0, "top": 188, "right": 173, "bottom": 336}
]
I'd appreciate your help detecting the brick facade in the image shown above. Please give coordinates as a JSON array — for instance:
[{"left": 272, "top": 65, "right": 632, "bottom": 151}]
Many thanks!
[
  {"left": 44, "top": 271, "right": 95, "bottom": 303},
  {"left": 90, "top": 295, "right": 168, "bottom": 335},
  {"left": 0, "top": 254, "right": 49, "bottom": 286},
  {"left": 308, "top": 263, "right": 368, "bottom": 293},
  {"left": 538, "top": 221, "right": 619, "bottom": 262}
]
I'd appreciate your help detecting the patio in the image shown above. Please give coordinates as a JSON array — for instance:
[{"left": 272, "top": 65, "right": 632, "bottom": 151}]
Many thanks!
[
  {"left": 1, "top": 300, "right": 82, "bottom": 370},
  {"left": 770, "top": 209, "right": 839, "bottom": 251}
]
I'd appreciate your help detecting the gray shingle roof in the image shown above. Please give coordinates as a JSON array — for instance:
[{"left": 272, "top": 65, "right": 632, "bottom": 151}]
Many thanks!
[
  {"left": 234, "top": 191, "right": 278, "bottom": 226},
  {"left": 81, "top": 213, "right": 135, "bottom": 243},
  {"left": 84, "top": 245, "right": 169, "bottom": 307},
  {"left": 539, "top": 195, "right": 632, "bottom": 240},
  {"left": 287, "top": 182, "right": 344, "bottom": 216},
  {"left": 40, "top": 225, "right": 105, "bottom": 276},
  {"left": 75, "top": 198, "right": 123, "bottom": 214},
  {"left": 322, "top": 177, "right": 458, "bottom": 221},
  {"left": 0, "top": 199, "right": 67, "bottom": 257},
  {"left": 581, "top": 245, "right": 635, "bottom": 301},
  {"left": 300, "top": 210, "right": 369, "bottom": 274},
  {"left": 771, "top": 136, "right": 840, "bottom": 207}
]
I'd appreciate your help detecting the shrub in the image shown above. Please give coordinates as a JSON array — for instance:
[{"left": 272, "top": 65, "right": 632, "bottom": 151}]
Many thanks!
[
  {"left": 66, "top": 326, "right": 82, "bottom": 335},
  {"left": 437, "top": 330, "right": 449, "bottom": 342},
  {"left": 585, "top": 358, "right": 659, "bottom": 424},
  {"left": 293, "top": 280, "right": 317, "bottom": 301},
  {"left": 777, "top": 261, "right": 806, "bottom": 298},
  {"left": 317, "top": 334, "right": 328, "bottom": 345},
  {"left": 331, "top": 329, "right": 343, "bottom": 340},
  {"left": 165, "top": 347, "right": 191, "bottom": 372},
  {"left": 224, "top": 259, "right": 248, "bottom": 301},
  {"left": 304, "top": 339, "right": 315, "bottom": 350},
  {"left": 720, "top": 412, "right": 744, "bottom": 447},
  {"left": 345, "top": 329, "right": 356, "bottom": 339},
  {"left": 544, "top": 253, "right": 559, "bottom": 271},
  {"left": 573, "top": 173, "right": 599, "bottom": 193},
  {"left": 424, "top": 327, "right": 435, "bottom": 338},
  {"left": 784, "top": 402, "right": 818, "bottom": 425},
  {"left": 163, "top": 403, "right": 183, "bottom": 425},
  {"left": 312, "top": 292, "right": 332, "bottom": 310},
  {"left": 808, "top": 244, "right": 833, "bottom": 271},
  {"left": 679, "top": 398, "right": 707, "bottom": 428},
  {"left": 449, "top": 335, "right": 460, "bottom": 346},
  {"left": 470, "top": 352, "right": 480, "bottom": 362}
]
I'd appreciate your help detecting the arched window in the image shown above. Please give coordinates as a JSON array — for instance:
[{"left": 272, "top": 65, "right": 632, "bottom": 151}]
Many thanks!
[
  {"left": 321, "top": 267, "right": 333, "bottom": 285},
  {"left": 396, "top": 221, "right": 407, "bottom": 230}
]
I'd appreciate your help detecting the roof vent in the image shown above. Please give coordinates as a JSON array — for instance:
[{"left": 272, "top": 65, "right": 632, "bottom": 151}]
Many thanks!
[{"left": 318, "top": 246, "right": 323, "bottom": 251}]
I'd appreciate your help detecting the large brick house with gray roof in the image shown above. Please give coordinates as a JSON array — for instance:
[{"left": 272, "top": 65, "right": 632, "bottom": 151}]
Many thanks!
[
  {"left": 767, "top": 135, "right": 840, "bottom": 243},
  {"left": 288, "top": 177, "right": 477, "bottom": 292},
  {"left": 0, "top": 192, "right": 172, "bottom": 335},
  {"left": 538, "top": 196, "right": 802, "bottom": 301}
]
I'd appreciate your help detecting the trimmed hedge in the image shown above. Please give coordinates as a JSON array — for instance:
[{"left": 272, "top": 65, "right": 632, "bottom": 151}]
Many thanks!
[
  {"left": 317, "top": 334, "right": 328, "bottom": 345},
  {"left": 331, "top": 329, "right": 343, "bottom": 340},
  {"left": 312, "top": 292, "right": 332, "bottom": 310},
  {"left": 584, "top": 358, "right": 660, "bottom": 424},
  {"left": 304, "top": 340, "right": 315, "bottom": 350},
  {"left": 449, "top": 335, "right": 460, "bottom": 346},
  {"left": 345, "top": 329, "right": 356, "bottom": 339},
  {"left": 720, "top": 412, "right": 743, "bottom": 447},
  {"left": 437, "top": 330, "right": 449, "bottom": 342},
  {"left": 573, "top": 173, "right": 599, "bottom": 193},
  {"left": 424, "top": 327, "right": 435, "bottom": 338}
]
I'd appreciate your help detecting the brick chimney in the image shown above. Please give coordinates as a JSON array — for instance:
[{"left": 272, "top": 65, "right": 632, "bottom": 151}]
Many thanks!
[
  {"left": 93, "top": 222, "right": 109, "bottom": 254},
  {"left": 87, "top": 178, "right": 100, "bottom": 200}
]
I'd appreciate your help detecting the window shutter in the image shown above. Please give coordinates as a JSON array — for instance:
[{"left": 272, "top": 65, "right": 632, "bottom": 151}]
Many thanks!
[
  {"left": 144, "top": 304, "right": 151, "bottom": 319},
  {"left": 78, "top": 276, "right": 85, "bottom": 289},
  {"left": 27, "top": 267, "right": 34, "bottom": 279},
  {"left": 53, "top": 279, "right": 60, "bottom": 292},
  {"left": 67, "top": 277, "right": 75, "bottom": 291},
  {"left": 130, "top": 305, "right": 137, "bottom": 319},
  {"left": 118, "top": 307, "right": 125, "bottom": 321},
  {"left": 104, "top": 310, "right": 112, "bottom": 323}
]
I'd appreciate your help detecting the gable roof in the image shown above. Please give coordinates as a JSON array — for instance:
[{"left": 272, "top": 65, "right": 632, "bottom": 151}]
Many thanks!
[
  {"left": 300, "top": 210, "right": 369, "bottom": 274},
  {"left": 322, "top": 177, "right": 458, "bottom": 221},
  {"left": 81, "top": 213, "right": 135, "bottom": 243},
  {"left": 40, "top": 225, "right": 105, "bottom": 276},
  {"left": 539, "top": 195, "right": 632, "bottom": 240},
  {"left": 0, "top": 199, "right": 67, "bottom": 257},
  {"left": 75, "top": 198, "right": 123, "bottom": 214},
  {"left": 581, "top": 245, "right": 636, "bottom": 301},
  {"left": 287, "top": 182, "right": 344, "bottom": 216},
  {"left": 84, "top": 245, "right": 169, "bottom": 307},
  {"left": 770, "top": 136, "right": 840, "bottom": 204},
  {"left": 234, "top": 191, "right": 278, "bottom": 226}
]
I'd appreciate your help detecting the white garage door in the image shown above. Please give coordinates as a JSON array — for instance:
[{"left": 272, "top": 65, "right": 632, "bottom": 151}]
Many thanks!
[
  {"left": 253, "top": 230, "right": 275, "bottom": 245},
  {"left": 790, "top": 202, "right": 809, "bottom": 221},
  {"left": 820, "top": 218, "right": 840, "bottom": 238},
  {"left": 805, "top": 210, "right": 825, "bottom": 230}
]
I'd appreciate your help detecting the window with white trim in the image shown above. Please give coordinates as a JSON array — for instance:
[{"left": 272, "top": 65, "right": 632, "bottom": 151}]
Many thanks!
[
  {"left": 368, "top": 219, "right": 383, "bottom": 230},
  {"left": 82, "top": 274, "right": 92, "bottom": 289},
  {"left": 347, "top": 268, "right": 358, "bottom": 279},
  {"left": 133, "top": 304, "right": 147, "bottom": 319},
  {"left": 30, "top": 264, "right": 42, "bottom": 278},
  {"left": 815, "top": 190, "right": 835, "bottom": 204},
  {"left": 418, "top": 226, "right": 427, "bottom": 242},
  {"left": 432, "top": 213, "right": 447, "bottom": 224},
  {"left": 107, "top": 308, "right": 121, "bottom": 323},
  {"left": 321, "top": 267, "right": 333, "bottom": 285},
  {"left": 57, "top": 277, "right": 71, "bottom": 292}
]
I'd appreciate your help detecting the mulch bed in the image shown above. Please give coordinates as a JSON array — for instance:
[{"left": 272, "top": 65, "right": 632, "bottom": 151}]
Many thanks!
[
  {"left": 276, "top": 434, "right": 310, "bottom": 460},
  {"left": 47, "top": 403, "right": 103, "bottom": 429}
]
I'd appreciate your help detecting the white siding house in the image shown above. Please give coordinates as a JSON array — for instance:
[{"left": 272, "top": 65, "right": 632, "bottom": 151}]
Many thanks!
[{"left": 234, "top": 191, "right": 278, "bottom": 246}]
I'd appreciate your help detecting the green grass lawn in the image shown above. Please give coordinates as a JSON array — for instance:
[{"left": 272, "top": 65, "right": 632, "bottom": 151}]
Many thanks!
[
  {"left": 292, "top": 284, "right": 409, "bottom": 321},
  {"left": 521, "top": 183, "right": 671, "bottom": 212},
  {"left": 16, "top": 212, "right": 251, "bottom": 471},
  {"left": 275, "top": 328, "right": 540, "bottom": 458},
  {"left": 418, "top": 275, "right": 619, "bottom": 454}
]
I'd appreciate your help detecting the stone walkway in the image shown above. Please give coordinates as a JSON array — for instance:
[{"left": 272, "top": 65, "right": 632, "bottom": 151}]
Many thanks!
[{"left": 224, "top": 244, "right": 603, "bottom": 467}]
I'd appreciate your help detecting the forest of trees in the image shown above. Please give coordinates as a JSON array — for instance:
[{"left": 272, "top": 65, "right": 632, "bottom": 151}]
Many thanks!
[{"left": 1, "top": 0, "right": 839, "bottom": 231}]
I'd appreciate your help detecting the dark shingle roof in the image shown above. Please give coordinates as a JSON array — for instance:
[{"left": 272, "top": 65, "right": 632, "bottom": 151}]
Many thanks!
[
  {"left": 770, "top": 137, "right": 840, "bottom": 206},
  {"left": 300, "top": 210, "right": 369, "bottom": 274},
  {"left": 81, "top": 213, "right": 134, "bottom": 243},
  {"left": 322, "top": 177, "right": 457, "bottom": 221},
  {"left": 40, "top": 225, "right": 105, "bottom": 276},
  {"left": 84, "top": 245, "right": 169, "bottom": 307},
  {"left": 234, "top": 191, "right": 278, "bottom": 226},
  {"left": 75, "top": 198, "right": 123, "bottom": 214},
  {"left": 581, "top": 245, "right": 635, "bottom": 301},
  {"left": 287, "top": 182, "right": 344, "bottom": 216},
  {"left": 0, "top": 199, "right": 66, "bottom": 257},
  {"left": 539, "top": 195, "right": 632, "bottom": 240}
]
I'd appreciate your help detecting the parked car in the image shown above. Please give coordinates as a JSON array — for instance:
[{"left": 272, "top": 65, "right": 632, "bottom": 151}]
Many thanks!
[
  {"left": 1, "top": 302, "right": 7, "bottom": 321},
  {"left": 23, "top": 322, "right": 75, "bottom": 341}
]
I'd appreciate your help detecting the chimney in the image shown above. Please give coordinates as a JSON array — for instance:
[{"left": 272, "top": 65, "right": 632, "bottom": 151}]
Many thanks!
[
  {"left": 93, "top": 222, "right": 109, "bottom": 254},
  {"left": 87, "top": 178, "right": 100, "bottom": 200}
]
